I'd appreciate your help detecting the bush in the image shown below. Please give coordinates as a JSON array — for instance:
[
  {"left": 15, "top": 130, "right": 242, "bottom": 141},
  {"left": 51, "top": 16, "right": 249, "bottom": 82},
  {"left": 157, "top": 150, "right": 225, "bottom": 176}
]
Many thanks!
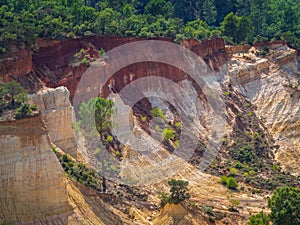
[
  {"left": 229, "top": 168, "right": 239, "bottom": 176},
  {"left": 162, "top": 128, "right": 175, "bottom": 141},
  {"left": 15, "top": 103, "right": 32, "bottom": 119},
  {"left": 81, "top": 57, "right": 88, "bottom": 65},
  {"left": 58, "top": 154, "right": 102, "bottom": 192},
  {"left": 248, "top": 211, "right": 270, "bottom": 225},
  {"left": 227, "top": 177, "right": 238, "bottom": 190},
  {"left": 168, "top": 179, "right": 190, "bottom": 204},
  {"left": 221, "top": 175, "right": 228, "bottom": 185},
  {"left": 140, "top": 115, "right": 147, "bottom": 122},
  {"left": 174, "top": 121, "right": 182, "bottom": 128},
  {"left": 0, "top": 81, "right": 28, "bottom": 109},
  {"left": 150, "top": 107, "right": 165, "bottom": 119},
  {"left": 158, "top": 179, "right": 190, "bottom": 207},
  {"left": 158, "top": 192, "right": 169, "bottom": 207},
  {"left": 201, "top": 205, "right": 214, "bottom": 216},
  {"left": 268, "top": 187, "right": 300, "bottom": 225},
  {"left": 221, "top": 176, "right": 238, "bottom": 189}
]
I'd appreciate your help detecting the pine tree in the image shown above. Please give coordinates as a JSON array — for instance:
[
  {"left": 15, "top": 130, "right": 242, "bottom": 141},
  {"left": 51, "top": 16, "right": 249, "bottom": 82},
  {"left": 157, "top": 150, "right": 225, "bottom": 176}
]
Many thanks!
[{"left": 202, "top": 0, "right": 217, "bottom": 25}]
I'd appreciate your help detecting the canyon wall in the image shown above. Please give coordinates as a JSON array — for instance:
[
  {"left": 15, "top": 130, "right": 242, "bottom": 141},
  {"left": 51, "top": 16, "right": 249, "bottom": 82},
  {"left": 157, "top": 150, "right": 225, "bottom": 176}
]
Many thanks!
[
  {"left": 0, "top": 115, "right": 72, "bottom": 223},
  {"left": 0, "top": 36, "right": 228, "bottom": 99},
  {"left": 229, "top": 45, "right": 300, "bottom": 175}
]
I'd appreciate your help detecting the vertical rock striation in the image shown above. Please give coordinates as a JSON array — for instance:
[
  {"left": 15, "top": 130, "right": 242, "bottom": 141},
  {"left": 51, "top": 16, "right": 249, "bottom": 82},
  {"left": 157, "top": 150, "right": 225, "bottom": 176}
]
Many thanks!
[
  {"left": 30, "top": 86, "right": 78, "bottom": 157},
  {"left": 0, "top": 115, "right": 72, "bottom": 223}
]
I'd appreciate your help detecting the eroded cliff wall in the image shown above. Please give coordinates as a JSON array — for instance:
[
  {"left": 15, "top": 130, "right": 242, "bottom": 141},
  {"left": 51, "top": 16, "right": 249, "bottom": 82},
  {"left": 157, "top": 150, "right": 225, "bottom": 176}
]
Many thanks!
[
  {"left": 0, "top": 36, "right": 228, "bottom": 99},
  {"left": 30, "top": 86, "right": 77, "bottom": 157},
  {"left": 229, "top": 45, "right": 300, "bottom": 175},
  {"left": 0, "top": 115, "right": 72, "bottom": 223}
]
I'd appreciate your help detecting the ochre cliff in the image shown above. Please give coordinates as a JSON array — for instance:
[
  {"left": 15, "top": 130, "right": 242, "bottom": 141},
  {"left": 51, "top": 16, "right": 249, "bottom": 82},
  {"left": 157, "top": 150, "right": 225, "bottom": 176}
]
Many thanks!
[
  {"left": 30, "top": 86, "right": 78, "bottom": 157},
  {"left": 1, "top": 36, "right": 300, "bottom": 224},
  {"left": 0, "top": 36, "right": 228, "bottom": 99},
  {"left": 0, "top": 115, "right": 72, "bottom": 223}
]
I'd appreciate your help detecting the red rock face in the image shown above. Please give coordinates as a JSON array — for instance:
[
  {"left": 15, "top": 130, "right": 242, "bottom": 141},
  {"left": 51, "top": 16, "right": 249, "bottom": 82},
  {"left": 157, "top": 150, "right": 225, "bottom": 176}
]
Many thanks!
[
  {"left": 101, "top": 62, "right": 189, "bottom": 98},
  {"left": 181, "top": 38, "right": 228, "bottom": 71},
  {"left": 0, "top": 45, "right": 32, "bottom": 82},
  {"left": 0, "top": 36, "right": 228, "bottom": 100},
  {"left": 253, "top": 40, "right": 287, "bottom": 49}
]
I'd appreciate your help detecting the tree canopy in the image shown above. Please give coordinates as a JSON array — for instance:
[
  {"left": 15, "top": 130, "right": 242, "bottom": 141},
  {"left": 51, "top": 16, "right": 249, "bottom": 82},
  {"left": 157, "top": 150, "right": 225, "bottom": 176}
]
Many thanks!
[
  {"left": 0, "top": 0, "right": 299, "bottom": 54},
  {"left": 248, "top": 187, "right": 300, "bottom": 225},
  {"left": 268, "top": 187, "right": 300, "bottom": 225}
]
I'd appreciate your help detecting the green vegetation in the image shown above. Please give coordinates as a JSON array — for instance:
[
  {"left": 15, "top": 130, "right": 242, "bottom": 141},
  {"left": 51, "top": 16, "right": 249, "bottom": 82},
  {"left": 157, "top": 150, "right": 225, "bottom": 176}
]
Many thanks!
[
  {"left": 15, "top": 103, "right": 32, "bottom": 119},
  {"left": 1, "top": 0, "right": 300, "bottom": 56},
  {"left": 226, "top": 177, "right": 238, "bottom": 190},
  {"left": 0, "top": 80, "right": 35, "bottom": 119},
  {"left": 162, "top": 128, "right": 175, "bottom": 141},
  {"left": 222, "top": 109, "right": 300, "bottom": 191},
  {"left": 221, "top": 12, "right": 254, "bottom": 44},
  {"left": 57, "top": 153, "right": 102, "bottom": 191},
  {"left": 248, "top": 211, "right": 270, "bottom": 225},
  {"left": 150, "top": 107, "right": 165, "bottom": 120},
  {"left": 140, "top": 115, "right": 147, "bottom": 122},
  {"left": 220, "top": 176, "right": 238, "bottom": 190},
  {"left": 248, "top": 187, "right": 300, "bottom": 225},
  {"left": 158, "top": 179, "right": 190, "bottom": 207},
  {"left": 268, "top": 187, "right": 300, "bottom": 225},
  {"left": 78, "top": 97, "right": 114, "bottom": 140},
  {"left": 174, "top": 121, "right": 181, "bottom": 128}
]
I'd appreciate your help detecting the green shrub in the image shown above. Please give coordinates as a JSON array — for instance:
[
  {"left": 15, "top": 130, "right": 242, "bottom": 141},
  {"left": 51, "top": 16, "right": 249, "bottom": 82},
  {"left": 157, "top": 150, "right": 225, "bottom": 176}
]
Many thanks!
[
  {"left": 94, "top": 148, "right": 101, "bottom": 157},
  {"left": 201, "top": 205, "right": 214, "bottom": 216},
  {"left": 229, "top": 168, "right": 239, "bottom": 176},
  {"left": 106, "top": 135, "right": 113, "bottom": 143},
  {"left": 15, "top": 103, "right": 32, "bottom": 119},
  {"left": 268, "top": 187, "right": 300, "bottom": 225},
  {"left": 158, "top": 179, "right": 190, "bottom": 207},
  {"left": 174, "top": 121, "right": 182, "bottom": 128},
  {"left": 223, "top": 91, "right": 231, "bottom": 96},
  {"left": 227, "top": 177, "right": 238, "bottom": 190},
  {"left": 140, "top": 115, "right": 147, "bottom": 122},
  {"left": 158, "top": 192, "right": 169, "bottom": 207},
  {"left": 52, "top": 147, "right": 57, "bottom": 154},
  {"left": 272, "top": 164, "right": 279, "bottom": 171},
  {"left": 221, "top": 175, "right": 228, "bottom": 185},
  {"left": 249, "top": 170, "right": 255, "bottom": 176},
  {"left": 81, "top": 57, "right": 88, "bottom": 65},
  {"left": 58, "top": 154, "right": 102, "bottom": 191},
  {"left": 168, "top": 179, "right": 190, "bottom": 204},
  {"left": 162, "top": 128, "right": 175, "bottom": 140},
  {"left": 150, "top": 107, "right": 165, "bottom": 119},
  {"left": 248, "top": 211, "right": 270, "bottom": 225},
  {"left": 174, "top": 140, "right": 179, "bottom": 147},
  {"left": 99, "top": 48, "right": 106, "bottom": 56}
]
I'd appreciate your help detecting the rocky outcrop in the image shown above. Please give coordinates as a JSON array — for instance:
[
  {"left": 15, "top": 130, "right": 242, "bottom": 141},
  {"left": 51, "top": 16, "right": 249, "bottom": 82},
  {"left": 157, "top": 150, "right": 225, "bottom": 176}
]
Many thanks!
[
  {"left": 181, "top": 38, "right": 228, "bottom": 71},
  {"left": 30, "top": 86, "right": 77, "bottom": 157},
  {"left": 253, "top": 40, "right": 287, "bottom": 50},
  {"left": 228, "top": 46, "right": 300, "bottom": 175},
  {"left": 226, "top": 45, "right": 251, "bottom": 56},
  {"left": 0, "top": 115, "right": 72, "bottom": 223}
]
